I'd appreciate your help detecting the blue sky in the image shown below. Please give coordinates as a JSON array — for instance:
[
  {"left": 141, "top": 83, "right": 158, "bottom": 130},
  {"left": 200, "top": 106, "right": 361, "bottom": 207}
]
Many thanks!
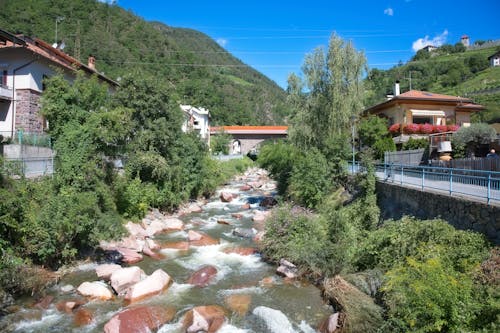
[{"left": 114, "top": 0, "right": 500, "bottom": 89}]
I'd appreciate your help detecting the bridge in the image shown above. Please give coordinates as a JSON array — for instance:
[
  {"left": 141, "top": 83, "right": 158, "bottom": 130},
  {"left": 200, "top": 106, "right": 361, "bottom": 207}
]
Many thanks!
[
  {"left": 349, "top": 162, "right": 500, "bottom": 244},
  {"left": 210, "top": 126, "right": 288, "bottom": 155}
]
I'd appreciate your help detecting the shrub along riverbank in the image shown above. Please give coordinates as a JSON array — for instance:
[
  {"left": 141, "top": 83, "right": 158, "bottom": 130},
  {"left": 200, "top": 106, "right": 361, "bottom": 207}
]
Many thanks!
[
  {"left": 257, "top": 150, "right": 497, "bottom": 332},
  {"left": 0, "top": 71, "right": 254, "bottom": 302}
]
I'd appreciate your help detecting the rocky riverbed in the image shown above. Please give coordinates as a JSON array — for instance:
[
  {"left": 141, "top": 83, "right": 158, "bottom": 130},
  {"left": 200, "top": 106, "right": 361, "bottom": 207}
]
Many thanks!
[{"left": 0, "top": 167, "right": 333, "bottom": 332}]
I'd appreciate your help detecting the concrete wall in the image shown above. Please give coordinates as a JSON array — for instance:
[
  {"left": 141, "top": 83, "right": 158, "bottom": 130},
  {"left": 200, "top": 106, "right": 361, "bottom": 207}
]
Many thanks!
[{"left": 376, "top": 181, "right": 500, "bottom": 244}]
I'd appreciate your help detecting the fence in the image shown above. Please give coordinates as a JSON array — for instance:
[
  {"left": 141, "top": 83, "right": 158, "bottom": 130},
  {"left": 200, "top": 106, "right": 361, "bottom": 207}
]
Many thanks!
[
  {"left": 429, "top": 157, "right": 500, "bottom": 172},
  {"left": 3, "top": 156, "right": 54, "bottom": 178},
  {"left": 384, "top": 149, "right": 425, "bottom": 166},
  {"left": 0, "top": 130, "right": 52, "bottom": 148},
  {"left": 348, "top": 162, "right": 500, "bottom": 205}
]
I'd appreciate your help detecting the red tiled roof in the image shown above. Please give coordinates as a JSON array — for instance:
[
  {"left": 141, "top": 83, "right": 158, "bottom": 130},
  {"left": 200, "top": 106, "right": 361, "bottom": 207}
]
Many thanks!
[
  {"left": 210, "top": 126, "right": 288, "bottom": 134},
  {"left": 364, "top": 90, "right": 483, "bottom": 114},
  {"left": 0, "top": 29, "right": 118, "bottom": 86}
]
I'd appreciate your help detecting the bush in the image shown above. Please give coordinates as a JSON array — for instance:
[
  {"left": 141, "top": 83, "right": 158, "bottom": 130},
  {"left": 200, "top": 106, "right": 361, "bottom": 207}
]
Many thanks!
[
  {"left": 402, "top": 138, "right": 429, "bottom": 150},
  {"left": 372, "top": 136, "right": 396, "bottom": 160},
  {"left": 289, "top": 149, "right": 332, "bottom": 208},
  {"left": 260, "top": 204, "right": 331, "bottom": 277},
  {"left": 257, "top": 141, "right": 298, "bottom": 195},
  {"left": 382, "top": 256, "right": 477, "bottom": 332}
]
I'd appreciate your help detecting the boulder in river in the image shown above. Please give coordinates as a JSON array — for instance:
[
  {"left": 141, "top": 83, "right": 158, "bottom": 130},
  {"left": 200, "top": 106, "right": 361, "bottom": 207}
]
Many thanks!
[
  {"left": 95, "top": 264, "right": 122, "bottom": 281},
  {"left": 110, "top": 266, "right": 146, "bottom": 295},
  {"left": 219, "top": 191, "right": 233, "bottom": 202},
  {"left": 259, "top": 196, "right": 277, "bottom": 208},
  {"left": 318, "top": 312, "right": 340, "bottom": 333},
  {"left": 188, "top": 231, "right": 219, "bottom": 246},
  {"left": 225, "top": 294, "right": 251, "bottom": 316},
  {"left": 55, "top": 299, "right": 85, "bottom": 313},
  {"left": 124, "top": 221, "right": 149, "bottom": 239},
  {"left": 161, "top": 241, "right": 190, "bottom": 251},
  {"left": 115, "top": 247, "right": 143, "bottom": 264},
  {"left": 104, "top": 305, "right": 176, "bottom": 333},
  {"left": 252, "top": 306, "right": 295, "bottom": 333},
  {"left": 224, "top": 247, "right": 257, "bottom": 256},
  {"left": 124, "top": 269, "right": 173, "bottom": 304},
  {"left": 183, "top": 305, "right": 226, "bottom": 333},
  {"left": 77, "top": 281, "right": 113, "bottom": 300},
  {"left": 73, "top": 308, "right": 94, "bottom": 327},
  {"left": 232, "top": 227, "right": 256, "bottom": 238},
  {"left": 276, "top": 259, "right": 298, "bottom": 279},
  {"left": 187, "top": 265, "right": 218, "bottom": 287}
]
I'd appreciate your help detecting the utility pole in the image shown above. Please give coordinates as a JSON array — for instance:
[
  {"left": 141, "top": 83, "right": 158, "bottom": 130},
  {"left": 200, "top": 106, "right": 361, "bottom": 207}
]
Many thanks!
[{"left": 54, "top": 16, "right": 64, "bottom": 46}]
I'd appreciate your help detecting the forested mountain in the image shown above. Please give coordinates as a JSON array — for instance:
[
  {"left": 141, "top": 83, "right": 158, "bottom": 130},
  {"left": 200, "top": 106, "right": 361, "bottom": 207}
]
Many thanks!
[
  {"left": 0, "top": 0, "right": 288, "bottom": 125},
  {"left": 364, "top": 44, "right": 500, "bottom": 122}
]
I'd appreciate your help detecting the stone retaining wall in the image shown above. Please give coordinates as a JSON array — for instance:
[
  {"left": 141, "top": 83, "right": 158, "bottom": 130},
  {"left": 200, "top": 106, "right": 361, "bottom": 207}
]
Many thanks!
[{"left": 376, "top": 181, "right": 500, "bottom": 244}]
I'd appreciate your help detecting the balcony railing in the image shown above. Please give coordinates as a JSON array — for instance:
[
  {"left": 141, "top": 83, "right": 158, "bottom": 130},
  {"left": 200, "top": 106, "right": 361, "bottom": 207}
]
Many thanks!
[{"left": 0, "top": 84, "right": 13, "bottom": 100}]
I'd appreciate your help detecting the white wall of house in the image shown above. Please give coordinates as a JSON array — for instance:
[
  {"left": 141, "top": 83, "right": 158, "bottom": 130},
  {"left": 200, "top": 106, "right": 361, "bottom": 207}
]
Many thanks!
[
  {"left": 0, "top": 49, "right": 75, "bottom": 135},
  {"left": 490, "top": 55, "right": 500, "bottom": 67},
  {"left": 180, "top": 105, "right": 210, "bottom": 141}
]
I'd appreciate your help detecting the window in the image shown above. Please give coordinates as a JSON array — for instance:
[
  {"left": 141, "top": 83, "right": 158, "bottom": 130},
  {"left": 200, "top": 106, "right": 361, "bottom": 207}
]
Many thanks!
[
  {"left": 412, "top": 116, "right": 433, "bottom": 124},
  {"left": 1, "top": 70, "right": 7, "bottom": 87}
]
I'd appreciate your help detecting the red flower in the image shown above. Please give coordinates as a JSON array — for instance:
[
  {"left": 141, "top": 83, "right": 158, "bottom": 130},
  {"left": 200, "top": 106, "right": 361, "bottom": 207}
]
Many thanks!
[
  {"left": 434, "top": 125, "right": 448, "bottom": 133},
  {"left": 404, "top": 123, "right": 420, "bottom": 134},
  {"left": 420, "top": 123, "right": 434, "bottom": 134},
  {"left": 389, "top": 123, "right": 401, "bottom": 134},
  {"left": 447, "top": 125, "right": 459, "bottom": 132}
]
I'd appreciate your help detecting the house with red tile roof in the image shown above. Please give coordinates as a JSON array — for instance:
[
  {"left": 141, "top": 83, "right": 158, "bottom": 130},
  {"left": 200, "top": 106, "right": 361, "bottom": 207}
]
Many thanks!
[
  {"left": 210, "top": 125, "right": 288, "bottom": 155},
  {"left": 0, "top": 28, "right": 118, "bottom": 137},
  {"left": 364, "top": 82, "right": 484, "bottom": 129}
]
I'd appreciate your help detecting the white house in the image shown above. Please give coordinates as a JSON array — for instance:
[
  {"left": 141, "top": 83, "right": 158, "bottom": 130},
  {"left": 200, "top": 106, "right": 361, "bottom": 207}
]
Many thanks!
[
  {"left": 0, "top": 28, "right": 118, "bottom": 137},
  {"left": 180, "top": 104, "right": 210, "bottom": 143},
  {"left": 488, "top": 51, "right": 500, "bottom": 67}
]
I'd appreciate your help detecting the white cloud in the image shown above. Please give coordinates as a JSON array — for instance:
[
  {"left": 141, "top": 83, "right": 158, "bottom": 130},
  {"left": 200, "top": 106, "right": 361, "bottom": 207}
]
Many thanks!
[
  {"left": 384, "top": 7, "right": 394, "bottom": 16},
  {"left": 412, "top": 29, "right": 448, "bottom": 52},
  {"left": 216, "top": 38, "right": 228, "bottom": 47}
]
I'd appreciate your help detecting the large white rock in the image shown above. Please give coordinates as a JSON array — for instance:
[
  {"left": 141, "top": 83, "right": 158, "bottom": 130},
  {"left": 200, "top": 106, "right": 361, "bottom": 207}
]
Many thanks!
[
  {"left": 164, "top": 217, "right": 185, "bottom": 231},
  {"left": 77, "top": 281, "right": 113, "bottom": 300},
  {"left": 252, "top": 306, "right": 296, "bottom": 333},
  {"left": 124, "top": 269, "right": 172, "bottom": 303},
  {"left": 95, "top": 264, "right": 122, "bottom": 281},
  {"left": 110, "top": 266, "right": 145, "bottom": 295},
  {"left": 124, "top": 221, "right": 149, "bottom": 239}
]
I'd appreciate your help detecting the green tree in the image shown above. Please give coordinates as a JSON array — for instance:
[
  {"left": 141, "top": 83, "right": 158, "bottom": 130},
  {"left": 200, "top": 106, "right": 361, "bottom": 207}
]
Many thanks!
[
  {"left": 453, "top": 123, "right": 497, "bottom": 156},
  {"left": 288, "top": 33, "right": 367, "bottom": 158},
  {"left": 210, "top": 131, "right": 231, "bottom": 155}
]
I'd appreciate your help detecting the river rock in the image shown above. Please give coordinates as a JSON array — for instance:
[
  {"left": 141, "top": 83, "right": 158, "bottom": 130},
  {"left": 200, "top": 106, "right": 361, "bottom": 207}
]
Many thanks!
[
  {"left": 124, "top": 269, "right": 172, "bottom": 303},
  {"left": 96, "top": 264, "right": 122, "bottom": 281},
  {"left": 276, "top": 259, "right": 298, "bottom": 279},
  {"left": 231, "top": 213, "right": 243, "bottom": 219},
  {"left": 253, "top": 231, "right": 265, "bottom": 243},
  {"left": 115, "top": 247, "right": 143, "bottom": 264},
  {"left": 241, "top": 203, "right": 251, "bottom": 210},
  {"left": 240, "top": 184, "right": 252, "bottom": 191},
  {"left": 163, "top": 217, "right": 184, "bottom": 231},
  {"left": 77, "top": 281, "right": 113, "bottom": 300},
  {"left": 161, "top": 241, "right": 190, "bottom": 251},
  {"left": 33, "top": 295, "right": 53, "bottom": 310},
  {"left": 219, "top": 192, "right": 233, "bottom": 202},
  {"left": 188, "top": 231, "right": 219, "bottom": 246},
  {"left": 110, "top": 266, "right": 146, "bottom": 295},
  {"left": 183, "top": 305, "right": 226, "bottom": 333},
  {"left": 259, "top": 196, "right": 277, "bottom": 208},
  {"left": 217, "top": 219, "right": 231, "bottom": 225},
  {"left": 60, "top": 284, "right": 75, "bottom": 293},
  {"left": 124, "top": 221, "right": 149, "bottom": 239},
  {"left": 252, "top": 210, "right": 270, "bottom": 223},
  {"left": 104, "top": 305, "right": 176, "bottom": 333},
  {"left": 145, "top": 238, "right": 161, "bottom": 250},
  {"left": 143, "top": 219, "right": 168, "bottom": 235},
  {"left": 318, "top": 313, "right": 340, "bottom": 333},
  {"left": 187, "top": 265, "right": 218, "bottom": 287},
  {"left": 232, "top": 227, "right": 256, "bottom": 238},
  {"left": 74, "top": 308, "right": 93, "bottom": 326},
  {"left": 224, "top": 247, "right": 257, "bottom": 256},
  {"left": 55, "top": 299, "right": 85, "bottom": 313},
  {"left": 225, "top": 294, "right": 251, "bottom": 316},
  {"left": 252, "top": 306, "right": 295, "bottom": 333},
  {"left": 142, "top": 242, "right": 163, "bottom": 260}
]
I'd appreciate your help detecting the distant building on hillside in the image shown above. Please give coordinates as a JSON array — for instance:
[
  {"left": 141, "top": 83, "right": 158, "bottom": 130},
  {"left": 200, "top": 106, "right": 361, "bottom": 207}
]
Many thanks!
[
  {"left": 180, "top": 104, "right": 210, "bottom": 143},
  {"left": 422, "top": 45, "right": 437, "bottom": 52},
  {"left": 461, "top": 34, "right": 470, "bottom": 47},
  {"left": 488, "top": 50, "right": 500, "bottom": 67},
  {"left": 0, "top": 28, "right": 118, "bottom": 137}
]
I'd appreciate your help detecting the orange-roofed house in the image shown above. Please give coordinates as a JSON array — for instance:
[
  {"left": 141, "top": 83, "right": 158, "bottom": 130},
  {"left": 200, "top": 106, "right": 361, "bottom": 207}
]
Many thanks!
[
  {"left": 363, "top": 82, "right": 484, "bottom": 129},
  {"left": 0, "top": 28, "right": 118, "bottom": 137},
  {"left": 210, "top": 125, "right": 288, "bottom": 155}
]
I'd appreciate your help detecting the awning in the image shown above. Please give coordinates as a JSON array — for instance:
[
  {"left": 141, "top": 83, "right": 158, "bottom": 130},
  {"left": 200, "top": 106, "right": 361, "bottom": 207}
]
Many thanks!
[{"left": 410, "top": 109, "right": 445, "bottom": 117}]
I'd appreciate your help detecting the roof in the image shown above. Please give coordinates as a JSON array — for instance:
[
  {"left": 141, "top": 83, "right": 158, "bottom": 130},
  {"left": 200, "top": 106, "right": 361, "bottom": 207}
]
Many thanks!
[
  {"left": 364, "top": 90, "right": 484, "bottom": 114},
  {"left": 461, "top": 35, "right": 469, "bottom": 39},
  {"left": 210, "top": 126, "right": 288, "bottom": 135},
  {"left": 180, "top": 104, "right": 210, "bottom": 115},
  {"left": 0, "top": 28, "right": 118, "bottom": 87},
  {"left": 488, "top": 50, "right": 500, "bottom": 59}
]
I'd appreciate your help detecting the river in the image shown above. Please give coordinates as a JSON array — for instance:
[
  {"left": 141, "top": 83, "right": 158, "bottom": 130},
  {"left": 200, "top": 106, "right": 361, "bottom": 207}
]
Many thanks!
[{"left": 2, "top": 168, "right": 331, "bottom": 332}]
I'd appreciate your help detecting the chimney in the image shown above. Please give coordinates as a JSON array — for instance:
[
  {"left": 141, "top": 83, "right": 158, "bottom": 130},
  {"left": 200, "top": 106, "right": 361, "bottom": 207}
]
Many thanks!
[
  {"left": 88, "top": 55, "right": 96, "bottom": 70},
  {"left": 394, "top": 80, "right": 400, "bottom": 96}
]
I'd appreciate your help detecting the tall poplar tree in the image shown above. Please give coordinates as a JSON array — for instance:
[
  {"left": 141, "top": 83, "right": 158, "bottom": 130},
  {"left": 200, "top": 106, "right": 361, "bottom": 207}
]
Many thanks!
[{"left": 288, "top": 33, "right": 366, "bottom": 159}]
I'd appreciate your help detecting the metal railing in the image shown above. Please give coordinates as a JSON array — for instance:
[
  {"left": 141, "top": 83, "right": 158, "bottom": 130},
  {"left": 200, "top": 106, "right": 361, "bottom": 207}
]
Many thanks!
[
  {"left": 0, "top": 130, "right": 52, "bottom": 148},
  {"left": 348, "top": 162, "right": 500, "bottom": 205}
]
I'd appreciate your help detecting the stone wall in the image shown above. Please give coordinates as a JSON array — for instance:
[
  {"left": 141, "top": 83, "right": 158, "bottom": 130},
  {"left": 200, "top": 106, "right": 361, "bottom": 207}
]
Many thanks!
[
  {"left": 15, "top": 89, "right": 44, "bottom": 133},
  {"left": 376, "top": 181, "right": 500, "bottom": 244}
]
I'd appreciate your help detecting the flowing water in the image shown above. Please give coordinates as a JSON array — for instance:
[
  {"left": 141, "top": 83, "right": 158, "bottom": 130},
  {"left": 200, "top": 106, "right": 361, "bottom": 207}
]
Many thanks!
[{"left": 2, "top": 169, "right": 332, "bottom": 332}]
